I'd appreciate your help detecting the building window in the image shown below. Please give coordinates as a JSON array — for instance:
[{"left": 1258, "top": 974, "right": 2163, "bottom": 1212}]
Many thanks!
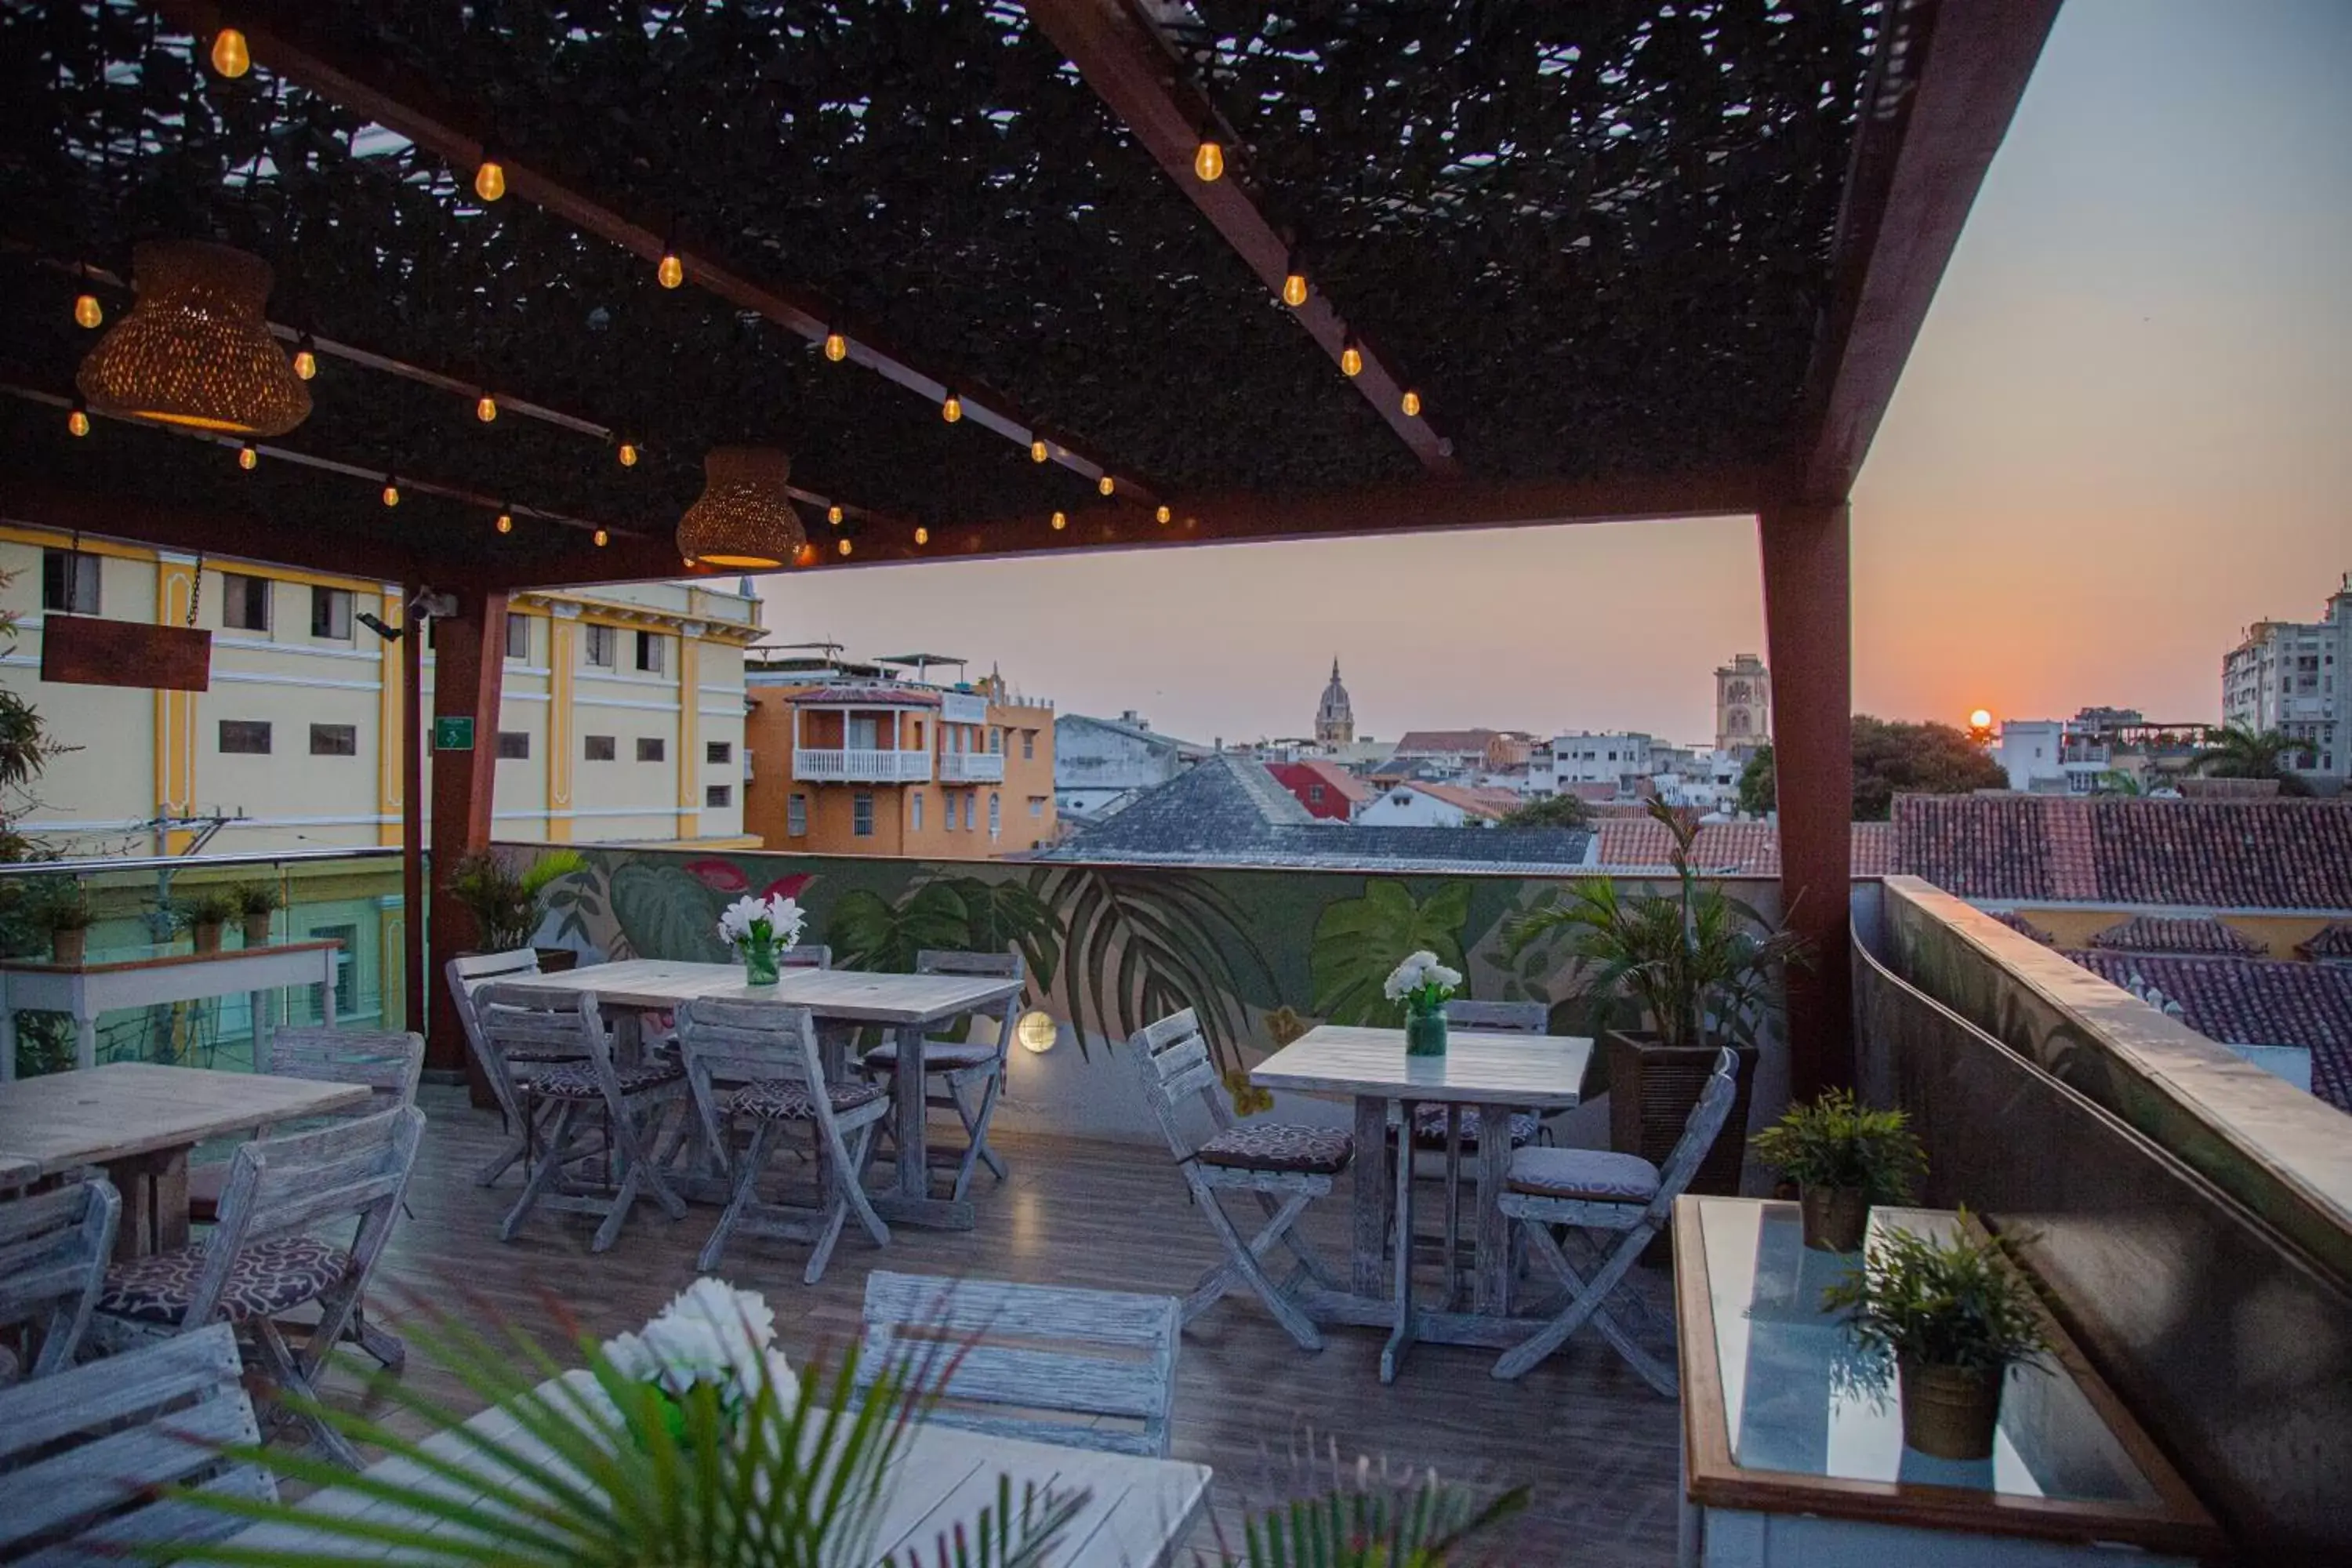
[
  {"left": 635, "top": 630, "right": 665, "bottom": 673},
  {"left": 989, "top": 727, "right": 1004, "bottom": 754},
  {"left": 505, "top": 615, "right": 531, "bottom": 662},
  {"left": 963, "top": 793, "right": 975, "bottom": 831},
  {"left": 219, "top": 720, "right": 271, "bottom": 755},
  {"left": 41, "top": 549, "right": 100, "bottom": 615},
  {"left": 1310, "top": 785, "right": 1326, "bottom": 804},
  {"left": 308, "top": 923, "right": 358, "bottom": 1021},
  {"left": 706, "top": 740, "right": 731, "bottom": 765},
  {"left": 1022, "top": 730, "right": 1035, "bottom": 760},
  {"left": 852, "top": 792, "right": 875, "bottom": 837},
  {"left": 1029, "top": 796, "right": 1045, "bottom": 817},
  {"left": 585, "top": 735, "right": 616, "bottom": 761},
  {"left": 310, "top": 586, "right": 354, "bottom": 640},
  {"left": 786, "top": 793, "right": 808, "bottom": 837},
  {"left": 221, "top": 572, "right": 270, "bottom": 632},
  {"left": 309, "top": 723, "right": 358, "bottom": 757},
  {"left": 497, "top": 731, "right": 531, "bottom": 760},
  {"left": 911, "top": 790, "right": 924, "bottom": 831},
  {"left": 637, "top": 738, "right": 665, "bottom": 763},
  {"left": 584, "top": 624, "right": 616, "bottom": 667},
  {"left": 988, "top": 792, "right": 1000, "bottom": 839},
  {"left": 705, "top": 784, "right": 731, "bottom": 808}
]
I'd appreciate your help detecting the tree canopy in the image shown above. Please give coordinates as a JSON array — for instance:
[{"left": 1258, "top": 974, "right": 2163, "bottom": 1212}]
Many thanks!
[
  {"left": 1497, "top": 793, "right": 1593, "bottom": 831},
  {"left": 1736, "top": 717, "right": 2009, "bottom": 822},
  {"left": 2193, "top": 725, "right": 2314, "bottom": 797}
]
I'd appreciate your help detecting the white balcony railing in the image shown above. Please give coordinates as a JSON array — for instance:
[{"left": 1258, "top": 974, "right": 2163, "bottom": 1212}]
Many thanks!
[
  {"left": 793, "top": 748, "right": 933, "bottom": 783},
  {"left": 938, "top": 752, "right": 1006, "bottom": 783}
]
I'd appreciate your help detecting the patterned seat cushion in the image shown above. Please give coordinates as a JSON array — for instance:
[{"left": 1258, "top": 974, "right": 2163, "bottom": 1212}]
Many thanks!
[
  {"left": 1410, "top": 1105, "right": 1542, "bottom": 1149},
  {"left": 100, "top": 1235, "right": 351, "bottom": 1324},
  {"left": 506, "top": 1048, "right": 585, "bottom": 1065},
  {"left": 1506, "top": 1147, "right": 1661, "bottom": 1203},
  {"left": 731, "top": 1078, "right": 887, "bottom": 1121},
  {"left": 862, "top": 1041, "right": 997, "bottom": 1073},
  {"left": 524, "top": 1059, "right": 683, "bottom": 1102},
  {"left": 1195, "top": 1123, "right": 1354, "bottom": 1176}
]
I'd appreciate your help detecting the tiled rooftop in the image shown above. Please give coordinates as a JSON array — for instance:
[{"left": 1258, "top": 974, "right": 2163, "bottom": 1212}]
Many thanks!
[
  {"left": 1985, "top": 908, "right": 2059, "bottom": 945},
  {"left": 1592, "top": 818, "right": 1893, "bottom": 877},
  {"left": 2086, "top": 916, "right": 2268, "bottom": 956},
  {"left": 2067, "top": 951, "right": 2352, "bottom": 1112},
  {"left": 1896, "top": 797, "right": 2352, "bottom": 907},
  {"left": 2299, "top": 923, "right": 2352, "bottom": 962}
]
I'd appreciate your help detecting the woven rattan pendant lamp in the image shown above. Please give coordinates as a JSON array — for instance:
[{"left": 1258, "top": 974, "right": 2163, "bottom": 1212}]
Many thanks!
[
  {"left": 75, "top": 241, "right": 310, "bottom": 436},
  {"left": 677, "top": 447, "right": 804, "bottom": 568}
]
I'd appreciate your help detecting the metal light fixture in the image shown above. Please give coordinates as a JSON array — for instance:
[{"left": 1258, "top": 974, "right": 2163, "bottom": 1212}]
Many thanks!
[
  {"left": 677, "top": 446, "right": 805, "bottom": 570},
  {"left": 75, "top": 241, "right": 310, "bottom": 437}
]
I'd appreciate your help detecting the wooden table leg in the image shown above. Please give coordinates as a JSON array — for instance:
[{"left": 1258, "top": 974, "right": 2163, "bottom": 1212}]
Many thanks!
[
  {"left": 1352, "top": 1095, "right": 1389, "bottom": 1299},
  {"left": 870, "top": 1024, "right": 972, "bottom": 1231},
  {"left": 1443, "top": 1106, "right": 1465, "bottom": 1311},
  {"left": 102, "top": 1146, "right": 191, "bottom": 1259},
  {"left": 1381, "top": 1098, "right": 1420, "bottom": 1385},
  {"left": 1473, "top": 1103, "right": 1515, "bottom": 1316}
]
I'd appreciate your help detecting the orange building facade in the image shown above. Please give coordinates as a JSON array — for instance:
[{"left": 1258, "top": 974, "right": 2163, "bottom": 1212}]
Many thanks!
[{"left": 742, "top": 678, "right": 1057, "bottom": 857}]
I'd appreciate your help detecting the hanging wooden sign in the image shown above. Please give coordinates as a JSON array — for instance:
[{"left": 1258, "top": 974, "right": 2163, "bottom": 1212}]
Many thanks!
[{"left": 38, "top": 615, "right": 212, "bottom": 691}]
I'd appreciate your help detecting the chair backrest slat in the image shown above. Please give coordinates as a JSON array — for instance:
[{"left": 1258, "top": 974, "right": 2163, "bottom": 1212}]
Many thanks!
[
  {"left": 777, "top": 944, "right": 831, "bottom": 970},
  {"left": 676, "top": 1000, "right": 820, "bottom": 1091},
  {"left": 477, "top": 984, "right": 605, "bottom": 1058},
  {"left": 855, "top": 1272, "right": 1179, "bottom": 1458},
  {"left": 1443, "top": 998, "right": 1548, "bottom": 1033},
  {"left": 1128, "top": 1010, "right": 1231, "bottom": 1156},
  {"left": 198, "top": 1109, "right": 424, "bottom": 1329},
  {"left": 1651, "top": 1047, "right": 1740, "bottom": 1217},
  {"left": 0, "top": 1323, "right": 271, "bottom": 1559},
  {"left": 0, "top": 1180, "right": 118, "bottom": 1379},
  {"left": 256, "top": 1028, "right": 425, "bottom": 1113},
  {"left": 446, "top": 951, "right": 550, "bottom": 1117},
  {"left": 914, "top": 948, "right": 1024, "bottom": 1056}
]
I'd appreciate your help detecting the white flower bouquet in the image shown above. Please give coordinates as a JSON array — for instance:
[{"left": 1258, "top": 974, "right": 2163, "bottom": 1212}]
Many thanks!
[
  {"left": 601, "top": 1278, "right": 797, "bottom": 1443},
  {"left": 717, "top": 893, "right": 805, "bottom": 952},
  {"left": 1383, "top": 949, "right": 1463, "bottom": 1018}
]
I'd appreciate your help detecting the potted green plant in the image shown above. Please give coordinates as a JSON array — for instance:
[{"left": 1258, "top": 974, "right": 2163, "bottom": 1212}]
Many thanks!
[
  {"left": 448, "top": 848, "right": 589, "bottom": 971},
  {"left": 1504, "top": 799, "right": 1809, "bottom": 1195},
  {"left": 36, "top": 883, "right": 93, "bottom": 966},
  {"left": 1755, "top": 1089, "right": 1926, "bottom": 1253},
  {"left": 172, "top": 888, "right": 239, "bottom": 955},
  {"left": 1824, "top": 1213, "right": 2052, "bottom": 1461},
  {"left": 229, "top": 880, "right": 281, "bottom": 946}
]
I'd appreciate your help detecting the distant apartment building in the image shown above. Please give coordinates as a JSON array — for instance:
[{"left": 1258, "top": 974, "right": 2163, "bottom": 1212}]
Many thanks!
[
  {"left": 1995, "top": 708, "right": 2211, "bottom": 796},
  {"left": 1715, "top": 653, "right": 1771, "bottom": 755},
  {"left": 1386, "top": 728, "right": 1534, "bottom": 778},
  {"left": 1356, "top": 780, "right": 1522, "bottom": 827},
  {"left": 2223, "top": 572, "right": 2350, "bottom": 784},
  {"left": 0, "top": 524, "right": 761, "bottom": 856},
  {"left": 1544, "top": 731, "right": 1655, "bottom": 797},
  {"left": 1266, "top": 758, "right": 1372, "bottom": 821},
  {"left": 743, "top": 668, "right": 1054, "bottom": 856},
  {"left": 1054, "top": 711, "right": 1210, "bottom": 819}
]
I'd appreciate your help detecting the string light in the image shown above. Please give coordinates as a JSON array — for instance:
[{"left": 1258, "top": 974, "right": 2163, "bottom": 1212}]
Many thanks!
[
  {"left": 657, "top": 249, "right": 684, "bottom": 289},
  {"left": 1030, "top": 438, "right": 1048, "bottom": 463},
  {"left": 475, "top": 393, "right": 497, "bottom": 423},
  {"left": 1156, "top": 505, "right": 1171, "bottom": 524},
  {"left": 1193, "top": 140, "right": 1224, "bottom": 182},
  {"left": 914, "top": 525, "right": 929, "bottom": 546},
  {"left": 1401, "top": 389, "right": 1422, "bottom": 418},
  {"left": 823, "top": 331, "right": 848, "bottom": 362},
  {"left": 292, "top": 332, "right": 318, "bottom": 380},
  {"left": 495, "top": 509, "right": 514, "bottom": 534},
  {"left": 1281, "top": 260, "right": 1308, "bottom": 309},
  {"left": 238, "top": 441, "right": 258, "bottom": 470},
  {"left": 67, "top": 397, "right": 89, "bottom": 438},
  {"left": 827, "top": 505, "right": 844, "bottom": 525},
  {"left": 381, "top": 474, "right": 401, "bottom": 507},
  {"left": 73, "top": 270, "right": 103, "bottom": 329},
  {"left": 593, "top": 528, "right": 609, "bottom": 547},
  {"left": 1340, "top": 340, "right": 1363, "bottom": 377},
  {"left": 474, "top": 154, "right": 506, "bottom": 203},
  {"left": 1051, "top": 510, "right": 1066, "bottom": 532},
  {"left": 837, "top": 537, "right": 853, "bottom": 557},
  {"left": 210, "top": 27, "right": 250, "bottom": 78},
  {"left": 1098, "top": 475, "right": 1114, "bottom": 497},
  {"left": 617, "top": 438, "right": 640, "bottom": 467},
  {"left": 942, "top": 391, "right": 962, "bottom": 423}
]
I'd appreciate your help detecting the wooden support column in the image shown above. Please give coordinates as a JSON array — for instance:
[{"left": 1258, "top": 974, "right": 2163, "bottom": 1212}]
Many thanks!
[
  {"left": 400, "top": 587, "right": 425, "bottom": 1044},
  {"left": 426, "top": 591, "right": 508, "bottom": 1087},
  {"left": 1759, "top": 500, "right": 1853, "bottom": 1098}
]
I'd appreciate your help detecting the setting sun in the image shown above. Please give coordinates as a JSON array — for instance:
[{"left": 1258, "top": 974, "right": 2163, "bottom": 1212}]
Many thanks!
[{"left": 1969, "top": 708, "right": 1994, "bottom": 731}]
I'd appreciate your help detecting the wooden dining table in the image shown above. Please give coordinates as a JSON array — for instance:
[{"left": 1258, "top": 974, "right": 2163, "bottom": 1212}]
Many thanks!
[
  {"left": 494, "top": 960, "right": 1023, "bottom": 1231},
  {"left": 1250, "top": 1023, "right": 1594, "bottom": 1381},
  {"left": 0, "top": 1062, "right": 369, "bottom": 1257}
]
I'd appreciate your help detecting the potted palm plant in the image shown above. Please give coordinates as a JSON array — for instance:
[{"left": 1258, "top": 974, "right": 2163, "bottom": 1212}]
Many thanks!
[
  {"left": 172, "top": 889, "right": 238, "bottom": 955},
  {"left": 37, "top": 883, "right": 93, "bottom": 966},
  {"left": 448, "top": 849, "right": 588, "bottom": 971},
  {"left": 1824, "top": 1213, "right": 2051, "bottom": 1461},
  {"left": 230, "top": 880, "right": 281, "bottom": 946},
  {"left": 1504, "top": 799, "right": 1808, "bottom": 1195},
  {"left": 1754, "top": 1089, "right": 1926, "bottom": 1253}
]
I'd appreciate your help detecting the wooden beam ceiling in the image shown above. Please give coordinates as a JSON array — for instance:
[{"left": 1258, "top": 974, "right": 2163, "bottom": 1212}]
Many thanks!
[
  {"left": 1025, "top": 0, "right": 1461, "bottom": 477},
  {"left": 153, "top": 0, "right": 1164, "bottom": 510},
  {"left": 1791, "top": 0, "right": 2063, "bottom": 503}
]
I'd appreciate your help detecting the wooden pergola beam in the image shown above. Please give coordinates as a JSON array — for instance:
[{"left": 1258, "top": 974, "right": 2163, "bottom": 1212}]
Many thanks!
[
  {"left": 1025, "top": 0, "right": 1461, "bottom": 477},
  {"left": 1792, "top": 0, "right": 2063, "bottom": 502},
  {"left": 152, "top": 0, "right": 1163, "bottom": 507}
]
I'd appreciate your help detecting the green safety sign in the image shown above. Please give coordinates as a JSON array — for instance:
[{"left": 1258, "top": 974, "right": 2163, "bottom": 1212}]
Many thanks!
[{"left": 433, "top": 716, "right": 476, "bottom": 752}]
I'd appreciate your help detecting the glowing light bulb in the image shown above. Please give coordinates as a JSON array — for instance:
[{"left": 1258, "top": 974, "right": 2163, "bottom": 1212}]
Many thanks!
[
  {"left": 823, "top": 331, "right": 848, "bottom": 362},
  {"left": 1282, "top": 270, "right": 1308, "bottom": 308},
  {"left": 1340, "top": 341, "right": 1363, "bottom": 377},
  {"left": 67, "top": 398, "right": 89, "bottom": 438},
  {"left": 292, "top": 334, "right": 317, "bottom": 379},
  {"left": 617, "top": 440, "right": 639, "bottom": 467},
  {"left": 495, "top": 510, "right": 514, "bottom": 534},
  {"left": 1401, "top": 388, "right": 1422, "bottom": 417},
  {"left": 1098, "top": 475, "right": 1115, "bottom": 497},
  {"left": 210, "top": 27, "right": 250, "bottom": 78},
  {"left": 593, "top": 528, "right": 609, "bottom": 548},
  {"left": 238, "top": 441, "right": 257, "bottom": 470},
  {"left": 837, "top": 537, "right": 853, "bottom": 557},
  {"left": 657, "top": 249, "right": 684, "bottom": 289},
  {"left": 1051, "top": 510, "right": 1066, "bottom": 532},
  {"left": 827, "top": 505, "right": 844, "bottom": 526},
  {"left": 942, "top": 393, "right": 962, "bottom": 423},
  {"left": 74, "top": 292, "right": 103, "bottom": 329},
  {"left": 382, "top": 476, "right": 401, "bottom": 507},
  {"left": 1030, "top": 439, "right": 1048, "bottom": 463},
  {"left": 476, "top": 394, "right": 497, "bottom": 423},
  {"left": 474, "top": 158, "right": 506, "bottom": 202},
  {"left": 914, "top": 526, "right": 929, "bottom": 546},
  {"left": 1156, "top": 505, "right": 1171, "bottom": 524},
  {"left": 1193, "top": 140, "right": 1224, "bottom": 182}
]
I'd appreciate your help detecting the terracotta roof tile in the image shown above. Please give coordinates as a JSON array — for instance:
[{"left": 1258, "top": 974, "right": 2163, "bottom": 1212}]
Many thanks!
[
  {"left": 1896, "top": 797, "right": 2352, "bottom": 908},
  {"left": 1984, "top": 909, "right": 2057, "bottom": 945},
  {"left": 2067, "top": 952, "right": 2352, "bottom": 1113},
  {"left": 2086, "top": 916, "right": 2266, "bottom": 956},
  {"left": 2299, "top": 923, "right": 2352, "bottom": 962}
]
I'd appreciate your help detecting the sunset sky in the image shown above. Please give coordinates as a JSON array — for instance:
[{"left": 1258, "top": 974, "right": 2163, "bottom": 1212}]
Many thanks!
[{"left": 757, "top": 0, "right": 2352, "bottom": 750}]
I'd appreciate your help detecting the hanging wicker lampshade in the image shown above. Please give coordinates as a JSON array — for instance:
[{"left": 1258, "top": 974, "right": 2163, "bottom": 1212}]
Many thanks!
[
  {"left": 677, "top": 446, "right": 805, "bottom": 569},
  {"left": 76, "top": 241, "right": 310, "bottom": 437}
]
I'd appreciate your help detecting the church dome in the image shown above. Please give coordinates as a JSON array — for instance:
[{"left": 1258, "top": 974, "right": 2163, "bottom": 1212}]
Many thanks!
[{"left": 1316, "top": 658, "right": 1355, "bottom": 746}]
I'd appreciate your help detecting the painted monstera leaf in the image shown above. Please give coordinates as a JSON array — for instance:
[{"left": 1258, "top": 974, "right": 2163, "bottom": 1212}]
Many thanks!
[
  {"left": 608, "top": 859, "right": 728, "bottom": 962},
  {"left": 1311, "top": 880, "right": 1472, "bottom": 1025},
  {"left": 938, "top": 876, "right": 1062, "bottom": 990},
  {"left": 1030, "top": 864, "right": 1276, "bottom": 1071},
  {"left": 826, "top": 880, "right": 972, "bottom": 974}
]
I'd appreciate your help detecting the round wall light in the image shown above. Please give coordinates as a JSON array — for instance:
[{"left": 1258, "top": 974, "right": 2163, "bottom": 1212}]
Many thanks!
[{"left": 1016, "top": 1010, "right": 1060, "bottom": 1054}]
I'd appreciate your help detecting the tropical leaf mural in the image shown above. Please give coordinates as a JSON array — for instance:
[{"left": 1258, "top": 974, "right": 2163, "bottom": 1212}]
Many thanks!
[
  {"left": 605, "top": 858, "right": 731, "bottom": 962},
  {"left": 1311, "top": 880, "right": 1472, "bottom": 1025}
]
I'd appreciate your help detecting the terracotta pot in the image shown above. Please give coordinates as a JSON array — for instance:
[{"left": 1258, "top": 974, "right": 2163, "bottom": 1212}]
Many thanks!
[
  {"left": 50, "top": 927, "right": 86, "bottom": 966},
  {"left": 191, "top": 919, "right": 224, "bottom": 956},
  {"left": 242, "top": 912, "right": 273, "bottom": 946},
  {"left": 1800, "top": 1184, "right": 1870, "bottom": 1253},
  {"left": 1899, "top": 1356, "right": 2005, "bottom": 1461}
]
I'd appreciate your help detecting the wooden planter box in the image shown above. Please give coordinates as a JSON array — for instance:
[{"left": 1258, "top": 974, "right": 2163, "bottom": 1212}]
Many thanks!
[{"left": 1606, "top": 1030, "right": 1757, "bottom": 1197}]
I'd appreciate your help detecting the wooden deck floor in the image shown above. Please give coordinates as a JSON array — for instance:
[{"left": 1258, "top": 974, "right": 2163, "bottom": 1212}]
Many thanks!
[{"left": 332, "top": 1087, "right": 1685, "bottom": 1563}]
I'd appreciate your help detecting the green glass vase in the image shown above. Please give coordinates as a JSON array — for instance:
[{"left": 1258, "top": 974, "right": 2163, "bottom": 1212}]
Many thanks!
[
  {"left": 1405, "top": 1006, "right": 1448, "bottom": 1058},
  {"left": 741, "top": 939, "right": 782, "bottom": 986}
]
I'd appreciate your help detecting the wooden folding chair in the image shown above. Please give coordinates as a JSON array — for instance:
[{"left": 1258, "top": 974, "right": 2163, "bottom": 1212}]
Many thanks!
[
  {"left": 0, "top": 1178, "right": 119, "bottom": 1384},
  {"left": 677, "top": 997, "right": 890, "bottom": 1283},
  {"left": 1490, "top": 1047, "right": 1740, "bottom": 1389},
  {"left": 855, "top": 1271, "right": 1181, "bottom": 1457},
  {"left": 93, "top": 1108, "right": 425, "bottom": 1466},
  {"left": 1130, "top": 1008, "right": 1350, "bottom": 1352},
  {"left": 0, "top": 1323, "right": 275, "bottom": 1563},
  {"left": 480, "top": 985, "right": 687, "bottom": 1254},
  {"left": 860, "top": 946, "right": 1022, "bottom": 1200},
  {"left": 445, "top": 948, "right": 557, "bottom": 1186}
]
